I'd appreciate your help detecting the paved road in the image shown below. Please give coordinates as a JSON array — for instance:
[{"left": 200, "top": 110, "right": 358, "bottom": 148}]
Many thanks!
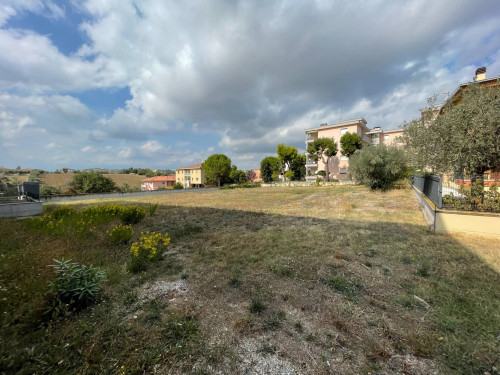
[{"left": 40, "top": 188, "right": 219, "bottom": 203}]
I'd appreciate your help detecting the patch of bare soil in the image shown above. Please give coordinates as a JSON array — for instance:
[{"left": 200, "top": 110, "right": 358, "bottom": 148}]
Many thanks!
[
  {"left": 138, "top": 279, "right": 188, "bottom": 302},
  {"left": 379, "top": 354, "right": 440, "bottom": 375}
]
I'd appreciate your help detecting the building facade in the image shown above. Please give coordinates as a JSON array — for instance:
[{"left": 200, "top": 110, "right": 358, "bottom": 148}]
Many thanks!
[
  {"left": 305, "top": 118, "right": 403, "bottom": 181},
  {"left": 175, "top": 163, "right": 205, "bottom": 188},
  {"left": 141, "top": 176, "right": 175, "bottom": 191}
]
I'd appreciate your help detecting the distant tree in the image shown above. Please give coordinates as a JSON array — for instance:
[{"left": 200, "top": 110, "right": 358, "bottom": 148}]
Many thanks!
[
  {"left": 340, "top": 132, "right": 363, "bottom": 157},
  {"left": 276, "top": 144, "right": 298, "bottom": 181},
  {"left": 306, "top": 138, "right": 338, "bottom": 182},
  {"left": 349, "top": 146, "right": 407, "bottom": 190},
  {"left": 402, "top": 84, "right": 500, "bottom": 175},
  {"left": 173, "top": 182, "right": 184, "bottom": 189},
  {"left": 290, "top": 154, "right": 306, "bottom": 181},
  {"left": 71, "top": 172, "right": 116, "bottom": 194},
  {"left": 28, "top": 169, "right": 44, "bottom": 182},
  {"left": 229, "top": 167, "right": 247, "bottom": 184},
  {"left": 260, "top": 156, "right": 280, "bottom": 183},
  {"left": 202, "top": 154, "right": 232, "bottom": 187}
]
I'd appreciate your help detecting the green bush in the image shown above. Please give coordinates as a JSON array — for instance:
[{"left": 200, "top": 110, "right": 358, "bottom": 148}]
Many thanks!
[
  {"left": 173, "top": 182, "right": 184, "bottom": 190},
  {"left": 71, "top": 171, "right": 116, "bottom": 194},
  {"left": 120, "top": 206, "right": 146, "bottom": 225},
  {"left": 349, "top": 146, "right": 407, "bottom": 190},
  {"left": 107, "top": 224, "right": 134, "bottom": 244},
  {"left": 45, "top": 258, "right": 106, "bottom": 318},
  {"left": 40, "top": 184, "right": 61, "bottom": 196}
]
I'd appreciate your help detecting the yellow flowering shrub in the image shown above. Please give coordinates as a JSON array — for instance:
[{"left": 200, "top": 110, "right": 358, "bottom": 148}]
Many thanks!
[
  {"left": 129, "top": 231, "right": 170, "bottom": 273},
  {"left": 107, "top": 224, "right": 134, "bottom": 244}
]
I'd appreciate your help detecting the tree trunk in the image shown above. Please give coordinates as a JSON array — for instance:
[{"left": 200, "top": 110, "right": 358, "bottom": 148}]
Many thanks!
[
  {"left": 217, "top": 178, "right": 221, "bottom": 188},
  {"left": 323, "top": 156, "right": 329, "bottom": 182}
]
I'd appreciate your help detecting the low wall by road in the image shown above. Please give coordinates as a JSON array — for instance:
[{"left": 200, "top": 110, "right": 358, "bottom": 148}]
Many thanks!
[
  {"left": 40, "top": 188, "right": 219, "bottom": 203},
  {"left": 262, "top": 181, "right": 357, "bottom": 188},
  {"left": 0, "top": 201, "right": 43, "bottom": 218}
]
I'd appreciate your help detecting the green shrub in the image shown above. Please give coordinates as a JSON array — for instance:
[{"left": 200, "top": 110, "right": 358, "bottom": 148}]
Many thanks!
[
  {"left": 45, "top": 258, "right": 106, "bottom": 318},
  {"left": 173, "top": 182, "right": 184, "bottom": 189},
  {"left": 349, "top": 146, "right": 407, "bottom": 190},
  {"left": 40, "top": 184, "right": 61, "bottom": 196},
  {"left": 107, "top": 224, "right": 134, "bottom": 244},
  {"left": 70, "top": 171, "right": 117, "bottom": 194},
  {"left": 120, "top": 206, "right": 146, "bottom": 225},
  {"left": 317, "top": 170, "right": 326, "bottom": 176}
]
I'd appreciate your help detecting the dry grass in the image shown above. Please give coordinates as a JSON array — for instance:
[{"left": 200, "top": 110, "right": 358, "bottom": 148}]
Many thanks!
[{"left": 1, "top": 186, "right": 498, "bottom": 375}]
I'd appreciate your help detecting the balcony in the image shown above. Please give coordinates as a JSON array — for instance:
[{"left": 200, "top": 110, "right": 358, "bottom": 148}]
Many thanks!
[
  {"left": 306, "top": 159, "right": 318, "bottom": 167},
  {"left": 305, "top": 133, "right": 318, "bottom": 143}
]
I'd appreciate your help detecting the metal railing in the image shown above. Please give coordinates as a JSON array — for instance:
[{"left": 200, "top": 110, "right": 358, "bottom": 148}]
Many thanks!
[{"left": 410, "top": 174, "right": 442, "bottom": 208}]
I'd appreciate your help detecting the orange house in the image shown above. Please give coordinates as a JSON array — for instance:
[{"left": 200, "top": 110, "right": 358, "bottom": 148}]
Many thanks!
[{"left": 141, "top": 176, "right": 175, "bottom": 191}]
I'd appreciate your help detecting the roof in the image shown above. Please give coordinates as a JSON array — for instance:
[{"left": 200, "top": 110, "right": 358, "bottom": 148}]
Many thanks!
[
  {"left": 381, "top": 129, "right": 404, "bottom": 134},
  {"left": 305, "top": 118, "right": 369, "bottom": 133},
  {"left": 176, "top": 163, "right": 202, "bottom": 170},
  {"left": 446, "top": 75, "right": 500, "bottom": 107},
  {"left": 142, "top": 175, "right": 175, "bottom": 182}
]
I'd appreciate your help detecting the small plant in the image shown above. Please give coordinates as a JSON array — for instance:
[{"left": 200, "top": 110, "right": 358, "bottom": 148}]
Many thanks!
[
  {"left": 173, "top": 182, "right": 184, "bottom": 190},
  {"left": 120, "top": 205, "right": 147, "bottom": 225},
  {"left": 257, "top": 342, "right": 276, "bottom": 356},
  {"left": 148, "top": 202, "right": 159, "bottom": 216},
  {"left": 294, "top": 321, "right": 304, "bottom": 333},
  {"left": 263, "top": 311, "right": 286, "bottom": 331},
  {"left": 129, "top": 231, "right": 171, "bottom": 273},
  {"left": 250, "top": 292, "right": 266, "bottom": 315},
  {"left": 417, "top": 260, "right": 431, "bottom": 277},
  {"left": 321, "top": 276, "right": 361, "bottom": 300},
  {"left": 45, "top": 258, "right": 106, "bottom": 318},
  {"left": 107, "top": 224, "right": 134, "bottom": 244}
]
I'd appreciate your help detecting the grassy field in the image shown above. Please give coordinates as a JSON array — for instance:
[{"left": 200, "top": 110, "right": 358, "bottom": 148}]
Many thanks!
[{"left": 0, "top": 186, "right": 499, "bottom": 374}]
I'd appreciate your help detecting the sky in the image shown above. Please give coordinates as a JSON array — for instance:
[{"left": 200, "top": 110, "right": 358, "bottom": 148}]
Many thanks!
[{"left": 1, "top": 0, "right": 500, "bottom": 171}]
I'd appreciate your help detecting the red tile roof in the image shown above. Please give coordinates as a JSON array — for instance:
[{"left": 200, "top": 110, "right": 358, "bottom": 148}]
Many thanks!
[
  {"left": 176, "top": 163, "right": 202, "bottom": 170},
  {"left": 142, "top": 175, "right": 176, "bottom": 182}
]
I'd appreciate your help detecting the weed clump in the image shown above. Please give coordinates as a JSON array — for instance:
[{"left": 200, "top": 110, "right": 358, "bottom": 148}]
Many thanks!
[
  {"left": 263, "top": 311, "right": 286, "bottom": 331},
  {"left": 120, "top": 205, "right": 146, "bottom": 225},
  {"left": 45, "top": 258, "right": 106, "bottom": 318},
  {"left": 250, "top": 293, "right": 267, "bottom": 315},
  {"left": 321, "top": 276, "right": 361, "bottom": 300}
]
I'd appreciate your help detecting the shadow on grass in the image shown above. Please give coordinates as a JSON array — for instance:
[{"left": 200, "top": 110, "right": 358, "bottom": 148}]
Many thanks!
[{"left": 0, "top": 201, "right": 499, "bottom": 374}]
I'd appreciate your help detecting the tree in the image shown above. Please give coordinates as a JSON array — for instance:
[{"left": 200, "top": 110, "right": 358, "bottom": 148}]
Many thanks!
[
  {"left": 290, "top": 154, "right": 306, "bottom": 181},
  {"left": 202, "top": 154, "right": 232, "bottom": 187},
  {"left": 349, "top": 146, "right": 407, "bottom": 190},
  {"left": 340, "top": 132, "right": 362, "bottom": 157},
  {"left": 306, "top": 138, "right": 338, "bottom": 182},
  {"left": 71, "top": 172, "right": 117, "bottom": 194},
  {"left": 229, "top": 167, "right": 247, "bottom": 184},
  {"left": 276, "top": 144, "right": 298, "bottom": 181},
  {"left": 402, "top": 84, "right": 500, "bottom": 175},
  {"left": 260, "top": 156, "right": 280, "bottom": 183}
]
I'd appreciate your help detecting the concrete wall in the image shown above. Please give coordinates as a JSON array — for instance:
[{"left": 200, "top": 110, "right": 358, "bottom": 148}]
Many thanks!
[
  {"left": 412, "top": 186, "right": 500, "bottom": 236},
  {"left": 435, "top": 210, "right": 500, "bottom": 236},
  {"left": 0, "top": 201, "right": 43, "bottom": 218}
]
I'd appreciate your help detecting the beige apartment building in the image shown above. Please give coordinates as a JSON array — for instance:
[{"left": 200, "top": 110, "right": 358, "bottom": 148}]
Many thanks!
[
  {"left": 175, "top": 163, "right": 206, "bottom": 188},
  {"left": 305, "top": 118, "right": 403, "bottom": 181}
]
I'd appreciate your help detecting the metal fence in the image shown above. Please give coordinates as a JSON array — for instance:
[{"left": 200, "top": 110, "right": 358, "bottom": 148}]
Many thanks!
[
  {"left": 441, "top": 172, "right": 500, "bottom": 213},
  {"left": 410, "top": 174, "right": 442, "bottom": 208}
]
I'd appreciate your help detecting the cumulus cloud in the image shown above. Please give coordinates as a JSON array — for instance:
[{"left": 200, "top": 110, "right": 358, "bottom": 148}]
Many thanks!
[{"left": 1, "top": 0, "right": 500, "bottom": 169}]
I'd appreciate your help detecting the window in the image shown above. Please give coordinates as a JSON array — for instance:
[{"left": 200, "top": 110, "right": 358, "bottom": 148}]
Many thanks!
[
  {"left": 383, "top": 135, "right": 389, "bottom": 140},
  {"left": 340, "top": 128, "right": 348, "bottom": 135},
  {"left": 340, "top": 168, "right": 347, "bottom": 174},
  {"left": 196, "top": 178, "right": 198, "bottom": 181},
  {"left": 162, "top": 182, "right": 165, "bottom": 185},
  {"left": 340, "top": 155, "right": 348, "bottom": 161}
]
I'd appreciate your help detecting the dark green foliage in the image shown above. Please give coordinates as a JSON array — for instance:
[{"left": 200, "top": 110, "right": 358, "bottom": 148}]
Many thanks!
[
  {"left": 120, "top": 206, "right": 146, "bottom": 224},
  {"left": 306, "top": 138, "right": 338, "bottom": 182},
  {"left": 219, "top": 182, "right": 261, "bottom": 190},
  {"left": 290, "top": 154, "right": 306, "bottom": 180},
  {"left": 321, "top": 276, "right": 361, "bottom": 300},
  {"left": 349, "top": 146, "right": 407, "bottom": 190},
  {"left": 148, "top": 202, "right": 159, "bottom": 216},
  {"left": 71, "top": 171, "right": 117, "bottom": 194},
  {"left": 229, "top": 167, "right": 248, "bottom": 184},
  {"left": 40, "top": 184, "right": 61, "bottom": 195},
  {"left": 250, "top": 293, "right": 266, "bottom": 314},
  {"left": 45, "top": 258, "right": 106, "bottom": 318},
  {"left": 173, "top": 182, "right": 184, "bottom": 189},
  {"left": 202, "top": 154, "right": 232, "bottom": 187},
  {"left": 340, "top": 132, "right": 362, "bottom": 157},
  {"left": 260, "top": 156, "right": 280, "bottom": 183},
  {"left": 277, "top": 144, "right": 298, "bottom": 181}
]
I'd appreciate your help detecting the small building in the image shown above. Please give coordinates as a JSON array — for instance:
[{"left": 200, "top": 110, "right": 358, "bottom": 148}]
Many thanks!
[
  {"left": 141, "top": 175, "right": 175, "bottom": 191},
  {"left": 175, "top": 164, "right": 205, "bottom": 188},
  {"left": 248, "top": 169, "right": 262, "bottom": 182}
]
